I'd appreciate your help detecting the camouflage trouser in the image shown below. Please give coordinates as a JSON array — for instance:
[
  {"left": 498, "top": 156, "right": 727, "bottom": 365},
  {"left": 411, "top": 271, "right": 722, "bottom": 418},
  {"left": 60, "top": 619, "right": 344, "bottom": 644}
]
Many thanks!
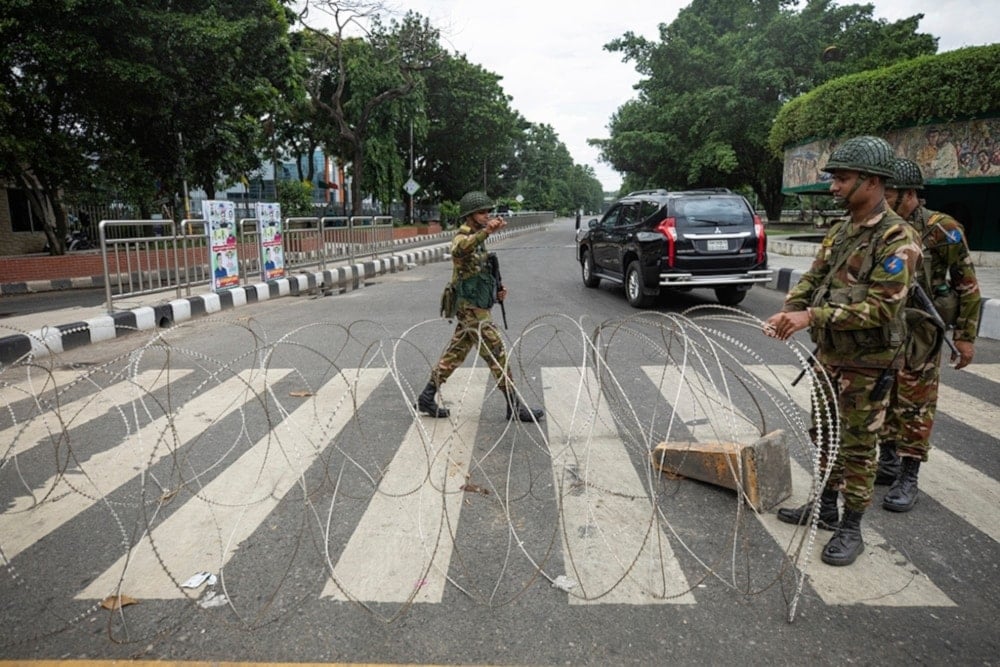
[
  {"left": 430, "top": 306, "right": 511, "bottom": 392},
  {"left": 883, "top": 357, "right": 940, "bottom": 461},
  {"left": 814, "top": 365, "right": 889, "bottom": 512},
  {"left": 882, "top": 332, "right": 942, "bottom": 461}
]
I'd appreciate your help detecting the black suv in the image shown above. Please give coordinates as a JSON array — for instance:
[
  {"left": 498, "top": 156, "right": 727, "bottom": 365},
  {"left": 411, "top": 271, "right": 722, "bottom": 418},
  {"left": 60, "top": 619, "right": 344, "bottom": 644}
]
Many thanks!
[{"left": 576, "top": 188, "right": 771, "bottom": 307}]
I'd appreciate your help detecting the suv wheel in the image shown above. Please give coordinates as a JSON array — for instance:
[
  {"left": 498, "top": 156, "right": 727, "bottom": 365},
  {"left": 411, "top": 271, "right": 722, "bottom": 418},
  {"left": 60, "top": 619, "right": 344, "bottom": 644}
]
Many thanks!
[
  {"left": 715, "top": 286, "right": 748, "bottom": 306},
  {"left": 582, "top": 251, "right": 600, "bottom": 288},
  {"left": 625, "top": 261, "right": 651, "bottom": 308}
]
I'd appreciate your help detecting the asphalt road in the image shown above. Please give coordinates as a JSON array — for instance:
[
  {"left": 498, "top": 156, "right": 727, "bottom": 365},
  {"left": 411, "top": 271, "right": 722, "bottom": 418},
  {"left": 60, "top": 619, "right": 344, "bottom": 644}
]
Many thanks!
[{"left": 2, "top": 217, "right": 998, "bottom": 665}]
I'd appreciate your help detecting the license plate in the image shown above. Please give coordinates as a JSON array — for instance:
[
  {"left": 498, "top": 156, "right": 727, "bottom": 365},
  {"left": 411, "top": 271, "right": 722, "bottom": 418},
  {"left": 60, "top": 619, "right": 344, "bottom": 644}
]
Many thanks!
[{"left": 706, "top": 239, "right": 728, "bottom": 251}]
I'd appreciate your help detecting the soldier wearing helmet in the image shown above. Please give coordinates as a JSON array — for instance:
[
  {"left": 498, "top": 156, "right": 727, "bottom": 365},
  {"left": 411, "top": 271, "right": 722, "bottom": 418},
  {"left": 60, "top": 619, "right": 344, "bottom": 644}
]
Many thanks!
[
  {"left": 876, "top": 157, "right": 981, "bottom": 511},
  {"left": 416, "top": 191, "right": 544, "bottom": 423},
  {"left": 763, "top": 136, "right": 922, "bottom": 566}
]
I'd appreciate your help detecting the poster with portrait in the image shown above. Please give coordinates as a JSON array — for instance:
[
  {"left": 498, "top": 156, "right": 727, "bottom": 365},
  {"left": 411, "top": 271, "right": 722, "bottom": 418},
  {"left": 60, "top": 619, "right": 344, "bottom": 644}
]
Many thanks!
[
  {"left": 256, "top": 202, "right": 285, "bottom": 280},
  {"left": 203, "top": 200, "right": 240, "bottom": 291}
]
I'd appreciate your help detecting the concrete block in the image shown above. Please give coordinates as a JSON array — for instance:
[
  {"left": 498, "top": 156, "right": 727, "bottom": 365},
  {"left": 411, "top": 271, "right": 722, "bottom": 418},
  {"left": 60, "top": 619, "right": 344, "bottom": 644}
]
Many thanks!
[{"left": 649, "top": 429, "right": 791, "bottom": 511}]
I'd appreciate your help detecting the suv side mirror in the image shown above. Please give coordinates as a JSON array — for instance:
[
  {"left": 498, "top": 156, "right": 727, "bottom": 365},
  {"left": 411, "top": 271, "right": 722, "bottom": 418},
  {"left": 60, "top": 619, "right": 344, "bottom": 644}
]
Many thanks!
[{"left": 588, "top": 218, "right": 599, "bottom": 229}]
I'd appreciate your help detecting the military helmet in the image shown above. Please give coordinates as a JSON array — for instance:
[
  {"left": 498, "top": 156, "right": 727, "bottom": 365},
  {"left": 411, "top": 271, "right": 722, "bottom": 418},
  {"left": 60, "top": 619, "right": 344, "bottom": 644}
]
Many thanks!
[
  {"left": 886, "top": 157, "right": 924, "bottom": 190},
  {"left": 458, "top": 191, "right": 494, "bottom": 219},
  {"left": 821, "top": 135, "right": 896, "bottom": 178}
]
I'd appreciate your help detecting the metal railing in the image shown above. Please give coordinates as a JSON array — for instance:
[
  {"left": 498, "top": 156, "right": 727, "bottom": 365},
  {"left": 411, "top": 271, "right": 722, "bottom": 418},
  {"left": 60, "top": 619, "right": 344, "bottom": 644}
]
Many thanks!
[{"left": 98, "top": 215, "right": 401, "bottom": 312}]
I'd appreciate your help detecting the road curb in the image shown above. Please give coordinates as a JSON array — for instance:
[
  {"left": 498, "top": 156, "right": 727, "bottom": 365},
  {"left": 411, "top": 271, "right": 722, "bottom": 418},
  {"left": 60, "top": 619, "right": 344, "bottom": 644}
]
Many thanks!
[{"left": 0, "top": 245, "right": 449, "bottom": 365}]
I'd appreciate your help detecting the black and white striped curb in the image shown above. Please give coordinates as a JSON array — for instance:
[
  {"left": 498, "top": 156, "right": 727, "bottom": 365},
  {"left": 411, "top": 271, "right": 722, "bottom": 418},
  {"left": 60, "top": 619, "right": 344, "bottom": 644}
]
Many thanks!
[
  {"left": 0, "top": 224, "right": 542, "bottom": 365},
  {"left": 0, "top": 232, "right": 456, "bottom": 296},
  {"left": 0, "top": 245, "right": 449, "bottom": 365}
]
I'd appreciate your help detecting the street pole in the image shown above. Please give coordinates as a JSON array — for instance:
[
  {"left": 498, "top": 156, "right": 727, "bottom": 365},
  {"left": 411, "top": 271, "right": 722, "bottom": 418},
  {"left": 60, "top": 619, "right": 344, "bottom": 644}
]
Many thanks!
[
  {"left": 178, "top": 132, "right": 191, "bottom": 229},
  {"left": 408, "top": 119, "right": 414, "bottom": 224}
]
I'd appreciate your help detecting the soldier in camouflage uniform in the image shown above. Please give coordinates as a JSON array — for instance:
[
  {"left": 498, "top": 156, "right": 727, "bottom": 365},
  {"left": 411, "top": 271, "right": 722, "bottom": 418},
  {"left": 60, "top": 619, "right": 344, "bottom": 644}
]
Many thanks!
[
  {"left": 764, "top": 136, "right": 922, "bottom": 566},
  {"left": 877, "top": 157, "right": 981, "bottom": 512},
  {"left": 416, "top": 191, "right": 545, "bottom": 423}
]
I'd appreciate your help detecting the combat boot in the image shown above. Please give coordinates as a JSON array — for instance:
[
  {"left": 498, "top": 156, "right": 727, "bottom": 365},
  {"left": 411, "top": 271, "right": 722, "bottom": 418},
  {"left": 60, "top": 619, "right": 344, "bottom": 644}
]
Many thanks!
[
  {"left": 416, "top": 381, "right": 449, "bottom": 418},
  {"left": 505, "top": 391, "right": 544, "bottom": 422},
  {"left": 821, "top": 508, "right": 865, "bottom": 566},
  {"left": 882, "top": 456, "right": 921, "bottom": 512},
  {"left": 776, "top": 487, "right": 839, "bottom": 531},
  {"left": 875, "top": 441, "right": 901, "bottom": 485}
]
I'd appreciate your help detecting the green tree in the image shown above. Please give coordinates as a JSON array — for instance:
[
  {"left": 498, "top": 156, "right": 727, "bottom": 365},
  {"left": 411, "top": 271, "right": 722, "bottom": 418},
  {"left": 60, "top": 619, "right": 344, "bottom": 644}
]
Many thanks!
[
  {"left": 593, "top": 0, "right": 937, "bottom": 219},
  {"left": 415, "top": 52, "right": 522, "bottom": 203},
  {"left": 0, "top": 0, "right": 298, "bottom": 252},
  {"left": 297, "top": 3, "right": 440, "bottom": 215}
]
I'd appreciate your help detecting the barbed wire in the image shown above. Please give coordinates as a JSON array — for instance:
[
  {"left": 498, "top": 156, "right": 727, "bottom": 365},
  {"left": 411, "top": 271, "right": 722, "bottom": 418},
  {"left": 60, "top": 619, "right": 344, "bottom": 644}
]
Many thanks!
[{"left": 0, "top": 307, "right": 838, "bottom": 653}]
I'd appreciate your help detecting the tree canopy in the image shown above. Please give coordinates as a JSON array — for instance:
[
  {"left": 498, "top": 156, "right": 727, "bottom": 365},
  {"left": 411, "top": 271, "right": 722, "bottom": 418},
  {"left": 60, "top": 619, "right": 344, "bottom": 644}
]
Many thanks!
[
  {"left": 1, "top": 0, "right": 297, "bottom": 251},
  {"left": 1, "top": 0, "right": 606, "bottom": 254},
  {"left": 768, "top": 44, "right": 1000, "bottom": 154},
  {"left": 593, "top": 0, "right": 937, "bottom": 218}
]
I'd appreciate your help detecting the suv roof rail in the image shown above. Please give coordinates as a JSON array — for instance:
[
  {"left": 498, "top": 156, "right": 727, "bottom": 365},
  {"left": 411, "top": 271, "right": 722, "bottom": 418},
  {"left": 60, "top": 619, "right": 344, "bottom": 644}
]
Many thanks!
[
  {"left": 625, "top": 188, "right": 670, "bottom": 197},
  {"left": 676, "top": 187, "right": 733, "bottom": 194}
]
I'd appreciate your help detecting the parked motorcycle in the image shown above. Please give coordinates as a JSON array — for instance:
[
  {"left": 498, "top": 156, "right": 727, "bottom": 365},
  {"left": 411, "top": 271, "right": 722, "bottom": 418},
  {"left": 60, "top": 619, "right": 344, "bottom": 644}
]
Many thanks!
[{"left": 43, "top": 215, "right": 95, "bottom": 252}]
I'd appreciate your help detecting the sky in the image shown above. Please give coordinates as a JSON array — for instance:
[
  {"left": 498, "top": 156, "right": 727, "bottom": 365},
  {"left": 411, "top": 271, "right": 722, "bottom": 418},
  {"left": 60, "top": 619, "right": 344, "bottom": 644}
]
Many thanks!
[{"left": 305, "top": 1, "right": 998, "bottom": 193}]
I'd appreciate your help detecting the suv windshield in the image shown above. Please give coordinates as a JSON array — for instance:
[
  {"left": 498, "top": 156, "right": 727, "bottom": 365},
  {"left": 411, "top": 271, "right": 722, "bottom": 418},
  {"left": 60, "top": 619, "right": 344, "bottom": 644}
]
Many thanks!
[{"left": 675, "top": 197, "right": 750, "bottom": 227}]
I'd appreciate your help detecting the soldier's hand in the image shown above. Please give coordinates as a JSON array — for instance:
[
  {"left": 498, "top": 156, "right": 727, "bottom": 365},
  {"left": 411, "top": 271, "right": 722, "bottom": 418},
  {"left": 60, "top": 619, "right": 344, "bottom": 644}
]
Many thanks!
[
  {"left": 951, "top": 339, "right": 974, "bottom": 370},
  {"left": 486, "top": 217, "right": 506, "bottom": 233},
  {"left": 497, "top": 286, "right": 507, "bottom": 302},
  {"left": 763, "top": 310, "right": 810, "bottom": 341}
]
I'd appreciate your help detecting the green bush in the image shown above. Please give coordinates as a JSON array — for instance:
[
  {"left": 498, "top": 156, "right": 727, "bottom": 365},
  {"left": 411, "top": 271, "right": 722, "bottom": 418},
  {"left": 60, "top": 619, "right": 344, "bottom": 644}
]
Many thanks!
[
  {"left": 276, "top": 180, "right": 315, "bottom": 218},
  {"left": 769, "top": 45, "right": 1000, "bottom": 155}
]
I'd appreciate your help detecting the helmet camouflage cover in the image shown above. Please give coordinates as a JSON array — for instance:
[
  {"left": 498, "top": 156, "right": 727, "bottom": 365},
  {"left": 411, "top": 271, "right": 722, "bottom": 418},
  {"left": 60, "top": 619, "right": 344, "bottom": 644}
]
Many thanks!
[
  {"left": 821, "top": 135, "right": 896, "bottom": 178},
  {"left": 458, "top": 191, "right": 494, "bottom": 219},
  {"left": 886, "top": 157, "right": 925, "bottom": 190}
]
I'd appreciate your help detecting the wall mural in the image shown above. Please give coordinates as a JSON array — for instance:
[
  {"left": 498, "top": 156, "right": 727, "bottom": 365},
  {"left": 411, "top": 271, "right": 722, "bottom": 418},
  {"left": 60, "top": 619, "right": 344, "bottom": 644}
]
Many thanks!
[{"left": 783, "top": 117, "right": 1000, "bottom": 190}]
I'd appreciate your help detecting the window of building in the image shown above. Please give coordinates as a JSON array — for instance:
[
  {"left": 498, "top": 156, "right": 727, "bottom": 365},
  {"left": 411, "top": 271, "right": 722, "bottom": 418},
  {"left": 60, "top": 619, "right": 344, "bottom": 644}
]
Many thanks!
[{"left": 6, "top": 188, "right": 40, "bottom": 232}]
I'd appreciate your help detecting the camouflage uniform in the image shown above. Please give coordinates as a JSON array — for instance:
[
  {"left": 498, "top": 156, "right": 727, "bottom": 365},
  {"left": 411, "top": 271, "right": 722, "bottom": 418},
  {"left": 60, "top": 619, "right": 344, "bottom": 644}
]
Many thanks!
[
  {"left": 430, "top": 221, "right": 512, "bottom": 392},
  {"left": 417, "top": 191, "right": 543, "bottom": 422},
  {"left": 783, "top": 209, "right": 922, "bottom": 511},
  {"left": 885, "top": 206, "right": 981, "bottom": 461}
]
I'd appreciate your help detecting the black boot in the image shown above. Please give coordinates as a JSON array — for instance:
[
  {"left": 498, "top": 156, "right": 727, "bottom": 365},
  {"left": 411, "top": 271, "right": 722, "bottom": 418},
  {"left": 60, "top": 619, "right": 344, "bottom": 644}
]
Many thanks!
[
  {"left": 505, "top": 391, "right": 544, "bottom": 422},
  {"left": 821, "top": 508, "right": 865, "bottom": 566},
  {"left": 776, "top": 487, "right": 839, "bottom": 531},
  {"left": 875, "top": 441, "right": 901, "bottom": 485},
  {"left": 416, "top": 381, "right": 449, "bottom": 418},
  {"left": 882, "top": 456, "right": 921, "bottom": 512}
]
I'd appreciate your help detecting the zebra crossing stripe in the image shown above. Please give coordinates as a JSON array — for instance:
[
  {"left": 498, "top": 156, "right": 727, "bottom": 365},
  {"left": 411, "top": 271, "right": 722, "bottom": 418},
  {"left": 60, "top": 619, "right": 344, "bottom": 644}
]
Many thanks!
[
  {"left": 948, "top": 362, "right": 1000, "bottom": 384},
  {"left": 542, "top": 367, "right": 696, "bottom": 605},
  {"left": 1, "top": 369, "right": 192, "bottom": 460},
  {"left": 755, "top": 364, "right": 1000, "bottom": 544},
  {"left": 760, "top": 462, "right": 955, "bottom": 606},
  {"left": 0, "top": 368, "right": 253, "bottom": 561},
  {"left": 0, "top": 369, "right": 83, "bottom": 405},
  {"left": 77, "top": 367, "right": 386, "bottom": 600},
  {"left": 937, "top": 383, "right": 1000, "bottom": 437},
  {"left": 322, "top": 367, "right": 488, "bottom": 603}
]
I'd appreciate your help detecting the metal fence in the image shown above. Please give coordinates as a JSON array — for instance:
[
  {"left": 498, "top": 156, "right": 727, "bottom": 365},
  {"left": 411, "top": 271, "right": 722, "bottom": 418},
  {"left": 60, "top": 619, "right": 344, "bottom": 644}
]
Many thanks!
[{"left": 98, "top": 215, "right": 395, "bottom": 312}]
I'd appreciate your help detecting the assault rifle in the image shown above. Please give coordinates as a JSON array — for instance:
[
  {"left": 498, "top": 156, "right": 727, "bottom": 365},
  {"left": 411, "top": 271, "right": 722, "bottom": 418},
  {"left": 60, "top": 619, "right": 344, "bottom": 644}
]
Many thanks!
[
  {"left": 791, "top": 347, "right": 819, "bottom": 387},
  {"left": 910, "top": 283, "right": 961, "bottom": 357},
  {"left": 487, "top": 252, "right": 508, "bottom": 329}
]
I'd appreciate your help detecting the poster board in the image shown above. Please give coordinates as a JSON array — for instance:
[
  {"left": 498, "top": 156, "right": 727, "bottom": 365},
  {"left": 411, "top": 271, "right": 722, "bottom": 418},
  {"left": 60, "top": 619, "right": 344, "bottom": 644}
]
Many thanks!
[
  {"left": 256, "top": 202, "right": 285, "bottom": 280},
  {"left": 203, "top": 200, "right": 240, "bottom": 290}
]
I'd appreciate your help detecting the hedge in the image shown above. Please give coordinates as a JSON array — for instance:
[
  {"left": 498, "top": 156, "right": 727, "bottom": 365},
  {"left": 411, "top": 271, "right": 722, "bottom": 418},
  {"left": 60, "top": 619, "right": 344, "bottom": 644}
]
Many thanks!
[{"left": 769, "top": 44, "right": 1000, "bottom": 156}]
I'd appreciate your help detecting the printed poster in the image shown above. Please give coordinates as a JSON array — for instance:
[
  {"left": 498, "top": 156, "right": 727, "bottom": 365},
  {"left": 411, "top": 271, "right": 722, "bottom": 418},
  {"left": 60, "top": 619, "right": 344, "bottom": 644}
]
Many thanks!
[
  {"left": 256, "top": 202, "right": 285, "bottom": 280},
  {"left": 203, "top": 200, "right": 240, "bottom": 291}
]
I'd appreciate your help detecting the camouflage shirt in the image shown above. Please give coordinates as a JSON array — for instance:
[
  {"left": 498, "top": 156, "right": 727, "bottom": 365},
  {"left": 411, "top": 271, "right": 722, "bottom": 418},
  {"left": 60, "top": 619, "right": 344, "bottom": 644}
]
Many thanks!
[
  {"left": 907, "top": 206, "right": 981, "bottom": 343},
  {"left": 450, "top": 222, "right": 495, "bottom": 309},
  {"left": 784, "top": 208, "right": 922, "bottom": 369}
]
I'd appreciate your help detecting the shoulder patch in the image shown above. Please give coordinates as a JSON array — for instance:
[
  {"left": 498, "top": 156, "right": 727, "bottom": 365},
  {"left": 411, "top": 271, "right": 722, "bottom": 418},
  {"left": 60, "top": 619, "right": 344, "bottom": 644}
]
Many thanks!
[
  {"left": 945, "top": 228, "right": 963, "bottom": 244},
  {"left": 882, "top": 255, "right": 905, "bottom": 275}
]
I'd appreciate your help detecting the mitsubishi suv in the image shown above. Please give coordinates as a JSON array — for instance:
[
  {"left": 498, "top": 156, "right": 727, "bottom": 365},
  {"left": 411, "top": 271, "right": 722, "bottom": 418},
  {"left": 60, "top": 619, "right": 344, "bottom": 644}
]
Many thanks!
[{"left": 576, "top": 188, "right": 772, "bottom": 307}]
